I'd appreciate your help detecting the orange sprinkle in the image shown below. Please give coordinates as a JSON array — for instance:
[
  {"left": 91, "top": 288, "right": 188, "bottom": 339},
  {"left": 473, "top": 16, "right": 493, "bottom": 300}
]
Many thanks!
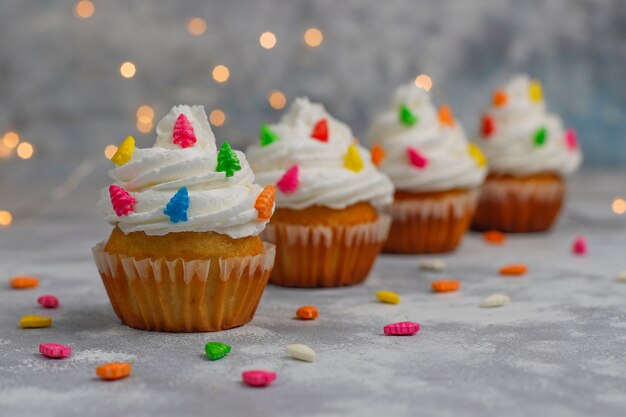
[
  {"left": 483, "top": 230, "right": 506, "bottom": 244},
  {"left": 96, "top": 362, "right": 132, "bottom": 381},
  {"left": 371, "top": 145, "right": 385, "bottom": 167},
  {"left": 499, "top": 264, "right": 528, "bottom": 276},
  {"left": 438, "top": 104, "right": 455, "bottom": 127},
  {"left": 492, "top": 90, "right": 508, "bottom": 107},
  {"left": 254, "top": 185, "right": 276, "bottom": 220},
  {"left": 296, "top": 305, "right": 318, "bottom": 320},
  {"left": 432, "top": 280, "right": 461, "bottom": 293},
  {"left": 10, "top": 276, "right": 39, "bottom": 289}
]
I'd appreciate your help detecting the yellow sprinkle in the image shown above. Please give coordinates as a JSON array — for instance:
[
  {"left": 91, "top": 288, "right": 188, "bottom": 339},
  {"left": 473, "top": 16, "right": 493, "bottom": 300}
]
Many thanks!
[
  {"left": 467, "top": 144, "right": 487, "bottom": 168},
  {"left": 111, "top": 136, "right": 135, "bottom": 166},
  {"left": 529, "top": 79, "right": 543, "bottom": 103},
  {"left": 20, "top": 315, "right": 52, "bottom": 329},
  {"left": 376, "top": 290, "right": 400, "bottom": 305},
  {"left": 344, "top": 144, "right": 364, "bottom": 172}
]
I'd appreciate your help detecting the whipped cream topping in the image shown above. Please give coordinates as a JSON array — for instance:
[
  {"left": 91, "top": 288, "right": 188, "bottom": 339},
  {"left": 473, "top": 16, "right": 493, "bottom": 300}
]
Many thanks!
[
  {"left": 246, "top": 98, "right": 394, "bottom": 210},
  {"left": 478, "top": 75, "right": 582, "bottom": 176},
  {"left": 99, "top": 105, "right": 271, "bottom": 238},
  {"left": 368, "top": 83, "right": 487, "bottom": 193}
]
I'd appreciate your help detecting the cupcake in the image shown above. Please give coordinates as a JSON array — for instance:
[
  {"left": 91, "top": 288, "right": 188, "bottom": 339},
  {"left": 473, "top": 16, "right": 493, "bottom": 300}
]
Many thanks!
[
  {"left": 472, "top": 75, "right": 582, "bottom": 232},
  {"left": 246, "top": 98, "right": 394, "bottom": 288},
  {"left": 368, "top": 83, "right": 487, "bottom": 254},
  {"left": 93, "top": 105, "right": 276, "bottom": 332}
]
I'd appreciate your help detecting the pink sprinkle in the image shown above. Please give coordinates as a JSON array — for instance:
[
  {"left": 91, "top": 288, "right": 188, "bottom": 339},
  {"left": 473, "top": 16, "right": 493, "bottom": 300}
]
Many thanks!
[
  {"left": 242, "top": 370, "right": 276, "bottom": 387},
  {"left": 407, "top": 147, "right": 428, "bottom": 169},
  {"left": 565, "top": 128, "right": 577, "bottom": 151},
  {"left": 109, "top": 185, "right": 136, "bottom": 216},
  {"left": 572, "top": 236, "right": 587, "bottom": 255},
  {"left": 39, "top": 343, "right": 72, "bottom": 359},
  {"left": 172, "top": 113, "right": 197, "bottom": 148},
  {"left": 384, "top": 321, "right": 420, "bottom": 336},
  {"left": 38, "top": 295, "right": 59, "bottom": 309},
  {"left": 276, "top": 165, "right": 299, "bottom": 194}
]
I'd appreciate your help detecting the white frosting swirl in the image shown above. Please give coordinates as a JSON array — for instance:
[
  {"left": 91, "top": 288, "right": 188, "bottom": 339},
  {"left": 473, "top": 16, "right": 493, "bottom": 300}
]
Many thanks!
[
  {"left": 478, "top": 75, "right": 582, "bottom": 176},
  {"left": 99, "top": 105, "right": 271, "bottom": 239},
  {"left": 368, "top": 83, "right": 487, "bottom": 193},
  {"left": 246, "top": 98, "right": 394, "bottom": 210}
]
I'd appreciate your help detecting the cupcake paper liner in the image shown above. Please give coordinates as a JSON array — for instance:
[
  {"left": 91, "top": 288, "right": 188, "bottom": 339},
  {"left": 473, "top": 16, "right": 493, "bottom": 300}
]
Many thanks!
[
  {"left": 262, "top": 215, "right": 391, "bottom": 288},
  {"left": 92, "top": 242, "right": 275, "bottom": 332}
]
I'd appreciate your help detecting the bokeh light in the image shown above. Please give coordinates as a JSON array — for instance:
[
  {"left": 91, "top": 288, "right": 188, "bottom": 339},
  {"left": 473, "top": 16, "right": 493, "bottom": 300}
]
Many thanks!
[
  {"left": 304, "top": 28, "right": 323, "bottom": 47},
  {"left": 16, "top": 142, "right": 34, "bottom": 159},
  {"left": 415, "top": 74, "right": 433, "bottom": 91},
  {"left": 259, "top": 32, "right": 277, "bottom": 49},
  {"left": 137, "top": 120, "right": 153, "bottom": 133},
  {"left": 187, "top": 17, "right": 207, "bottom": 36},
  {"left": 3, "top": 131, "right": 19, "bottom": 149},
  {"left": 136, "top": 105, "right": 155, "bottom": 123},
  {"left": 0, "top": 210, "right": 12, "bottom": 226},
  {"left": 74, "top": 0, "right": 94, "bottom": 19},
  {"left": 0, "top": 143, "right": 11, "bottom": 158},
  {"left": 268, "top": 90, "right": 286, "bottom": 110},
  {"left": 612, "top": 198, "right": 626, "bottom": 215},
  {"left": 120, "top": 61, "right": 136, "bottom": 78},
  {"left": 104, "top": 145, "right": 118, "bottom": 160},
  {"left": 209, "top": 109, "right": 226, "bottom": 126},
  {"left": 212, "top": 65, "right": 230, "bottom": 83}
]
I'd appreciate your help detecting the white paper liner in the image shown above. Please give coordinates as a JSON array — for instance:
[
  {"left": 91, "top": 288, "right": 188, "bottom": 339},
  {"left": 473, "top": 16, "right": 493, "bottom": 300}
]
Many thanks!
[
  {"left": 387, "top": 190, "right": 479, "bottom": 221},
  {"left": 479, "top": 178, "right": 564, "bottom": 203}
]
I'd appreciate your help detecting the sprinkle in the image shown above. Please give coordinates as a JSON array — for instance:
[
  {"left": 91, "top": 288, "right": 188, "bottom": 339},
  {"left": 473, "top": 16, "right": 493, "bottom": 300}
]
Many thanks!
[
  {"left": 565, "top": 128, "right": 578, "bottom": 151},
  {"left": 109, "top": 185, "right": 136, "bottom": 216},
  {"left": 344, "top": 144, "right": 364, "bottom": 172},
  {"left": 483, "top": 230, "right": 506, "bottom": 244},
  {"left": 481, "top": 114, "right": 494, "bottom": 137},
  {"left": 399, "top": 104, "right": 418, "bottom": 127},
  {"left": 10, "top": 275, "right": 39, "bottom": 289},
  {"left": 255, "top": 185, "right": 276, "bottom": 219},
  {"left": 242, "top": 370, "right": 276, "bottom": 387},
  {"left": 467, "top": 144, "right": 487, "bottom": 168},
  {"left": 529, "top": 79, "right": 543, "bottom": 102},
  {"left": 480, "top": 293, "right": 510, "bottom": 308},
  {"left": 492, "top": 90, "right": 508, "bottom": 107},
  {"left": 296, "top": 305, "right": 318, "bottom": 320},
  {"left": 432, "top": 280, "right": 460, "bottom": 293},
  {"left": 172, "top": 114, "right": 197, "bottom": 148},
  {"left": 407, "top": 147, "right": 428, "bottom": 169},
  {"left": 419, "top": 259, "right": 446, "bottom": 272},
  {"left": 572, "top": 236, "right": 587, "bottom": 255},
  {"left": 384, "top": 321, "right": 420, "bottom": 336},
  {"left": 533, "top": 126, "right": 547, "bottom": 146},
  {"left": 277, "top": 165, "right": 299, "bottom": 194},
  {"left": 164, "top": 187, "right": 189, "bottom": 223},
  {"left": 38, "top": 295, "right": 59, "bottom": 309},
  {"left": 438, "top": 104, "right": 454, "bottom": 126},
  {"left": 40, "top": 343, "right": 71, "bottom": 359},
  {"left": 285, "top": 344, "right": 316, "bottom": 362},
  {"left": 376, "top": 290, "right": 400, "bottom": 305},
  {"left": 204, "top": 342, "right": 231, "bottom": 361},
  {"left": 370, "top": 145, "right": 385, "bottom": 167},
  {"left": 310, "top": 118, "right": 328, "bottom": 142},
  {"left": 20, "top": 315, "right": 52, "bottom": 329},
  {"left": 96, "top": 362, "right": 132, "bottom": 381},
  {"left": 499, "top": 264, "right": 528, "bottom": 276},
  {"left": 216, "top": 142, "right": 242, "bottom": 177},
  {"left": 111, "top": 136, "right": 135, "bottom": 165},
  {"left": 617, "top": 271, "right": 626, "bottom": 283},
  {"left": 259, "top": 124, "right": 279, "bottom": 147}
]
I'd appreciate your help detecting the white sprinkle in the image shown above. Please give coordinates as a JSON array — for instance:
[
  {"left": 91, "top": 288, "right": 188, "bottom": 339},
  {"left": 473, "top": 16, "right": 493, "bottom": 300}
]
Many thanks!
[
  {"left": 480, "top": 293, "right": 510, "bottom": 308},
  {"left": 285, "top": 344, "right": 316, "bottom": 362},
  {"left": 419, "top": 259, "right": 446, "bottom": 272},
  {"left": 617, "top": 271, "right": 626, "bottom": 283}
]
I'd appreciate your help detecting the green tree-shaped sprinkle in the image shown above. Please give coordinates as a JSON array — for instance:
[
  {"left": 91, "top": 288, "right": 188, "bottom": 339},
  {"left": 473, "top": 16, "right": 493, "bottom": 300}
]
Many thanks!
[
  {"left": 399, "top": 104, "right": 418, "bottom": 127},
  {"left": 533, "top": 126, "right": 547, "bottom": 146},
  {"left": 259, "top": 124, "right": 279, "bottom": 147},
  {"left": 216, "top": 142, "right": 241, "bottom": 177}
]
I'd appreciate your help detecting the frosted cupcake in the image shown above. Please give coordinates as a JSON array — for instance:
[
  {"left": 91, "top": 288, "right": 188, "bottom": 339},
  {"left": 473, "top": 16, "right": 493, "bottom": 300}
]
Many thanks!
[
  {"left": 93, "top": 105, "right": 276, "bottom": 332},
  {"left": 368, "top": 83, "right": 487, "bottom": 254},
  {"left": 246, "top": 98, "right": 394, "bottom": 288},
  {"left": 472, "top": 75, "right": 582, "bottom": 232}
]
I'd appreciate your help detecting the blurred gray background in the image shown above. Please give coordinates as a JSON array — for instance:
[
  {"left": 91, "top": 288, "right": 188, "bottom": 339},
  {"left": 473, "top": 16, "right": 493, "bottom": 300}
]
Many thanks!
[{"left": 0, "top": 0, "right": 625, "bottom": 215}]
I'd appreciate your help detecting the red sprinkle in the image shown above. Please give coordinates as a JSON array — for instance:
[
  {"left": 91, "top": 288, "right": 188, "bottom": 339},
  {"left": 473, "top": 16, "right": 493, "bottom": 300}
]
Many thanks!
[
  {"left": 242, "top": 370, "right": 276, "bottom": 387},
  {"left": 407, "top": 147, "right": 428, "bottom": 169},
  {"left": 384, "top": 321, "right": 420, "bottom": 336},
  {"left": 40, "top": 343, "right": 72, "bottom": 359},
  {"left": 172, "top": 113, "right": 197, "bottom": 148},
  {"left": 109, "top": 185, "right": 136, "bottom": 216},
  {"left": 276, "top": 165, "right": 299, "bottom": 194},
  {"left": 572, "top": 236, "right": 587, "bottom": 255},
  {"left": 566, "top": 128, "right": 578, "bottom": 151},
  {"left": 482, "top": 114, "right": 495, "bottom": 137},
  {"left": 310, "top": 119, "right": 329, "bottom": 142},
  {"left": 38, "top": 295, "right": 59, "bottom": 309}
]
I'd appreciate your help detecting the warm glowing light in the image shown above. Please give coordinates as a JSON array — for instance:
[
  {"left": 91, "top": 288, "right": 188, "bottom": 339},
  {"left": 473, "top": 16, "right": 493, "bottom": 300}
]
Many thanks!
[
  {"left": 187, "top": 17, "right": 207, "bottom": 36},
  {"left": 104, "top": 145, "right": 118, "bottom": 159},
  {"left": 0, "top": 143, "right": 11, "bottom": 158},
  {"left": 612, "top": 198, "right": 626, "bottom": 215},
  {"left": 259, "top": 32, "right": 277, "bottom": 49},
  {"left": 137, "top": 120, "right": 153, "bottom": 133},
  {"left": 209, "top": 109, "right": 226, "bottom": 126},
  {"left": 74, "top": 0, "right": 94, "bottom": 19},
  {"left": 212, "top": 65, "right": 230, "bottom": 83},
  {"left": 3, "top": 131, "right": 19, "bottom": 149},
  {"left": 120, "top": 61, "right": 136, "bottom": 78},
  {"left": 415, "top": 74, "right": 433, "bottom": 91},
  {"left": 0, "top": 210, "right": 12, "bottom": 226},
  {"left": 268, "top": 90, "right": 286, "bottom": 110},
  {"left": 136, "top": 105, "right": 155, "bottom": 123},
  {"left": 304, "top": 28, "right": 323, "bottom": 47},
  {"left": 16, "top": 142, "right": 34, "bottom": 159}
]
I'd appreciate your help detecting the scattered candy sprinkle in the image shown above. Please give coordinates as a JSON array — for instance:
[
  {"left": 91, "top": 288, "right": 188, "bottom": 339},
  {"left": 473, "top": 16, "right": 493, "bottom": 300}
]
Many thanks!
[
  {"left": 96, "top": 362, "right": 132, "bottom": 381},
  {"left": 310, "top": 118, "right": 329, "bottom": 142},
  {"left": 39, "top": 343, "right": 71, "bottom": 359},
  {"left": 296, "top": 305, "right": 318, "bottom": 320},
  {"left": 285, "top": 344, "right": 316, "bottom": 362},
  {"left": 617, "top": 271, "right": 626, "bottom": 283},
  {"left": 499, "top": 264, "right": 528, "bottom": 276},
  {"left": 533, "top": 126, "right": 547, "bottom": 146},
  {"left": 344, "top": 144, "right": 364, "bottom": 172},
  {"left": 572, "top": 236, "right": 587, "bottom": 255},
  {"left": 480, "top": 293, "right": 510, "bottom": 308},
  {"left": 216, "top": 142, "right": 242, "bottom": 177},
  {"left": 242, "top": 370, "right": 276, "bottom": 387},
  {"left": 255, "top": 185, "right": 276, "bottom": 219},
  {"left": 419, "top": 260, "right": 446, "bottom": 272},
  {"left": 38, "top": 295, "right": 59, "bottom": 309},
  {"left": 407, "top": 147, "right": 428, "bottom": 169},
  {"left": 529, "top": 79, "right": 543, "bottom": 102},
  {"left": 376, "top": 290, "right": 400, "bottom": 305},
  {"left": 259, "top": 123, "right": 279, "bottom": 147},
  {"left": 467, "top": 144, "right": 487, "bottom": 167},
  {"left": 111, "top": 136, "right": 135, "bottom": 166},
  {"left": 277, "top": 165, "right": 299, "bottom": 194},
  {"left": 172, "top": 114, "right": 197, "bottom": 148},
  {"left": 492, "top": 90, "right": 508, "bottom": 107},
  {"left": 399, "top": 104, "right": 418, "bottom": 127},
  {"left": 370, "top": 145, "right": 385, "bottom": 167},
  {"left": 204, "top": 342, "right": 231, "bottom": 361},
  {"left": 384, "top": 321, "right": 420, "bottom": 336},
  {"left": 565, "top": 128, "right": 577, "bottom": 151},
  {"left": 20, "top": 315, "right": 52, "bottom": 329},
  {"left": 483, "top": 230, "right": 506, "bottom": 244},
  {"left": 432, "top": 280, "right": 461, "bottom": 293},
  {"left": 10, "top": 276, "right": 39, "bottom": 289},
  {"left": 109, "top": 185, "right": 136, "bottom": 216},
  {"left": 438, "top": 104, "right": 454, "bottom": 126},
  {"left": 481, "top": 115, "right": 494, "bottom": 137},
  {"left": 164, "top": 187, "right": 189, "bottom": 223}
]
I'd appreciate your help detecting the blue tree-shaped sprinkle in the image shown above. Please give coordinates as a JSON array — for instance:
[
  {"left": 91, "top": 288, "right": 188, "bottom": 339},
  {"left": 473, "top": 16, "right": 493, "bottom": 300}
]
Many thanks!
[{"left": 164, "top": 187, "right": 189, "bottom": 223}]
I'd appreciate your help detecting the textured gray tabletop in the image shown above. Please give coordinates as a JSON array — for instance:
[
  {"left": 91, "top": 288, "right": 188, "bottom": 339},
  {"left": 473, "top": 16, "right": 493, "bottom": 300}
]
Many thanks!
[{"left": 1, "top": 171, "right": 625, "bottom": 417}]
